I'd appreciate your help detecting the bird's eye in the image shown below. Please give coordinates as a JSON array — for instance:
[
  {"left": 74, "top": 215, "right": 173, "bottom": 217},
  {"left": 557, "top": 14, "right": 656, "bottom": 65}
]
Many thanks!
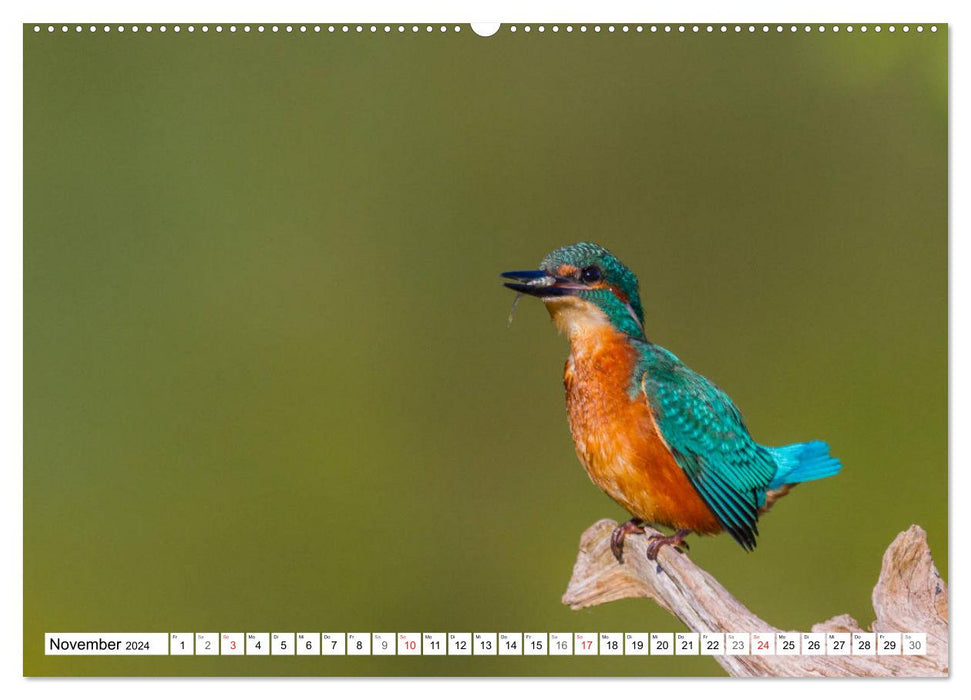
[{"left": 580, "top": 266, "right": 602, "bottom": 284}]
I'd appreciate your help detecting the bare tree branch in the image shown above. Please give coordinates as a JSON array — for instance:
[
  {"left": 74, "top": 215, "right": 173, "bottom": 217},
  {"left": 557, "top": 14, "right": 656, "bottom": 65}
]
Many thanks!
[{"left": 562, "top": 520, "right": 947, "bottom": 677}]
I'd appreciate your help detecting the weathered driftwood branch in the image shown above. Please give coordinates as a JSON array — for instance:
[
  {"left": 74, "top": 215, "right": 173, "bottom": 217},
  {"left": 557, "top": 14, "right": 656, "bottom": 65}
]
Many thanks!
[{"left": 562, "top": 520, "right": 947, "bottom": 677}]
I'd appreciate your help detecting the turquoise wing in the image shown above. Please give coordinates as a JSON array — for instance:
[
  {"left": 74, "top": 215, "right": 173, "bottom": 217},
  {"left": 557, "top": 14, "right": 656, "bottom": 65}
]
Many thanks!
[{"left": 638, "top": 345, "right": 777, "bottom": 550}]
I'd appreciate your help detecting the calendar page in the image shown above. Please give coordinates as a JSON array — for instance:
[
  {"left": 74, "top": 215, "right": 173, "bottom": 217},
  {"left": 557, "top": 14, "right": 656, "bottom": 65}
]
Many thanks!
[{"left": 23, "top": 19, "right": 947, "bottom": 678}]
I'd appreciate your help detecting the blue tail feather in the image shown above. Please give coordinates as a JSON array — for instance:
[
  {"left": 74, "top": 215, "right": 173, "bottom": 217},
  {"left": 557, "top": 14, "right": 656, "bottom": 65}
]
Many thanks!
[{"left": 767, "top": 440, "right": 842, "bottom": 490}]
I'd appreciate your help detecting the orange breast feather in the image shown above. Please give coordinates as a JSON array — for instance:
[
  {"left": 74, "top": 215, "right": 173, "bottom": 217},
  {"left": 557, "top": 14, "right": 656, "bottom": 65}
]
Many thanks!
[{"left": 563, "top": 328, "right": 722, "bottom": 535}]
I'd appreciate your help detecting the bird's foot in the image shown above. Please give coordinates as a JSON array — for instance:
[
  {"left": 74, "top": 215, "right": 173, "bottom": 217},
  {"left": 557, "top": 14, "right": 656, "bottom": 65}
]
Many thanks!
[
  {"left": 646, "top": 529, "right": 691, "bottom": 561},
  {"left": 610, "top": 518, "right": 646, "bottom": 563}
]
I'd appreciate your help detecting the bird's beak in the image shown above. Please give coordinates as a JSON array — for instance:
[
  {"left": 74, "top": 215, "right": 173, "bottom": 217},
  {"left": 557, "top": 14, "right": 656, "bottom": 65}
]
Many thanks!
[{"left": 500, "top": 269, "right": 577, "bottom": 298}]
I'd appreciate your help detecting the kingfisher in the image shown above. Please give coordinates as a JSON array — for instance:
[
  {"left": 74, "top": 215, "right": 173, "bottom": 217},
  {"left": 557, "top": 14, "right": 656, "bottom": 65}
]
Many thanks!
[{"left": 502, "top": 242, "right": 842, "bottom": 562}]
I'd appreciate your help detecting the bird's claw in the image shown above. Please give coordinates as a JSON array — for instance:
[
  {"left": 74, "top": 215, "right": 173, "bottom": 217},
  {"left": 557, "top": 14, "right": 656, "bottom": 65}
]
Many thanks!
[
  {"left": 645, "top": 529, "right": 691, "bottom": 561},
  {"left": 610, "top": 518, "right": 646, "bottom": 563}
]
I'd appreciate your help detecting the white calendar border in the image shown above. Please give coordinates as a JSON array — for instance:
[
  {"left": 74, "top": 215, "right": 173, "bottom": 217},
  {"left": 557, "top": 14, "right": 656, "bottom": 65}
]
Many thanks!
[{"left": 4, "top": 0, "right": 961, "bottom": 699}]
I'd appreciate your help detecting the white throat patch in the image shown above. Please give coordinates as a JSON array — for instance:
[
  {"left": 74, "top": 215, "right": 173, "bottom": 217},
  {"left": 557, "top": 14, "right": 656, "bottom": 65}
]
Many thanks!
[{"left": 544, "top": 296, "right": 613, "bottom": 338}]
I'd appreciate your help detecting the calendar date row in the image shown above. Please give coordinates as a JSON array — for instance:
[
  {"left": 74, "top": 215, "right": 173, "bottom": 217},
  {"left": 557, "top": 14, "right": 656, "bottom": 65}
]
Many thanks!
[{"left": 47, "top": 632, "right": 928, "bottom": 657}]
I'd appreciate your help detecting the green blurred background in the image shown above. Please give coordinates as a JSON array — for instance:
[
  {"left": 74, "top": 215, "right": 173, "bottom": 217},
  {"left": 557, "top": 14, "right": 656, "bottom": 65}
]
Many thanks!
[{"left": 24, "top": 24, "right": 946, "bottom": 676}]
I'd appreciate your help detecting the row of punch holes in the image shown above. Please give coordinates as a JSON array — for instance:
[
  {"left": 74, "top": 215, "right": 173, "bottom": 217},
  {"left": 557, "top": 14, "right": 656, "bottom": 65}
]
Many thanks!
[{"left": 33, "top": 24, "right": 939, "bottom": 35}]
